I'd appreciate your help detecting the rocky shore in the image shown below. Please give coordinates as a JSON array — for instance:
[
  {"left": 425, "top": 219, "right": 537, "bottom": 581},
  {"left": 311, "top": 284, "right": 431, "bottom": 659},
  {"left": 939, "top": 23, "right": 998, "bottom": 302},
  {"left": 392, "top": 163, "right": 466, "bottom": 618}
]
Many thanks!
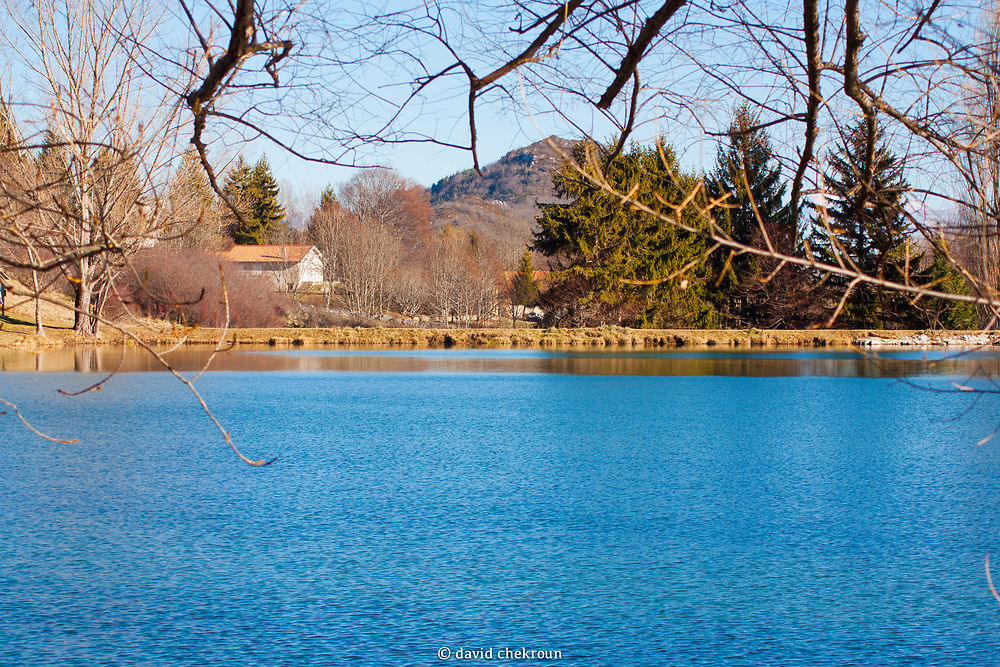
[{"left": 854, "top": 333, "right": 1000, "bottom": 347}]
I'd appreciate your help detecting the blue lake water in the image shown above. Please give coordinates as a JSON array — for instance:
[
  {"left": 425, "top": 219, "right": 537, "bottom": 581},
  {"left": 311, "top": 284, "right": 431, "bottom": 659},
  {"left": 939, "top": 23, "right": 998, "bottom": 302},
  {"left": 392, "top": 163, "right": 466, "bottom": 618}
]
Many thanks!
[{"left": 2, "top": 348, "right": 1000, "bottom": 665}]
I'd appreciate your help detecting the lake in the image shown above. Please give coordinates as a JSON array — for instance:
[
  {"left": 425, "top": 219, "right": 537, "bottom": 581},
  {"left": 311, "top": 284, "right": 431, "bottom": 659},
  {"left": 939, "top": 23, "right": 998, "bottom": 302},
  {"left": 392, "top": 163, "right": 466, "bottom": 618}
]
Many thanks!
[{"left": 1, "top": 347, "right": 1000, "bottom": 664}]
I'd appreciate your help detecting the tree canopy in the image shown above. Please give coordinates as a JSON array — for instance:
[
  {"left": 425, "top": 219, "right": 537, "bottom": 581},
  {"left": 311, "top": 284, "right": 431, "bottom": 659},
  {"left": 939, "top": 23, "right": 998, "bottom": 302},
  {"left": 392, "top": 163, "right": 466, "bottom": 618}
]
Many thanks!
[
  {"left": 534, "top": 140, "right": 718, "bottom": 328},
  {"left": 224, "top": 156, "right": 286, "bottom": 245},
  {"left": 708, "top": 105, "right": 803, "bottom": 327}
]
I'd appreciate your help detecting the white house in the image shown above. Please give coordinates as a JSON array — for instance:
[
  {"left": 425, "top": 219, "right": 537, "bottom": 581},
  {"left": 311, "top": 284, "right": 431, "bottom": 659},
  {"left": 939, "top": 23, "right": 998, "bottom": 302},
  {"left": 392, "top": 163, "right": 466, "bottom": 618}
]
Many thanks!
[{"left": 216, "top": 244, "right": 324, "bottom": 291}]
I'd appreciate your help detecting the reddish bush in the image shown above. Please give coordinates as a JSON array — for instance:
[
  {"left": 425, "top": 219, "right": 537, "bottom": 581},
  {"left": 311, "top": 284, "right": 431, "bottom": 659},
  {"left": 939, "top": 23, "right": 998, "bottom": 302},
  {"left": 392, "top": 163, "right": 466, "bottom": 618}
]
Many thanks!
[{"left": 126, "top": 248, "right": 289, "bottom": 327}]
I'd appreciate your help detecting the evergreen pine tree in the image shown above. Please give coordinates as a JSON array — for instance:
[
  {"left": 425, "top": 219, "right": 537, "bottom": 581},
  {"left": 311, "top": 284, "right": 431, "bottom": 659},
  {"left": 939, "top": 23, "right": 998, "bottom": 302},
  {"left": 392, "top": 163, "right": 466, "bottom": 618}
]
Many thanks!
[
  {"left": 917, "top": 251, "right": 979, "bottom": 329},
  {"left": 709, "top": 105, "right": 796, "bottom": 325},
  {"left": 534, "top": 140, "right": 718, "bottom": 327},
  {"left": 809, "top": 118, "right": 911, "bottom": 327},
  {"left": 174, "top": 153, "right": 216, "bottom": 208},
  {"left": 223, "top": 156, "right": 255, "bottom": 243},
  {"left": 36, "top": 128, "right": 73, "bottom": 223},
  {"left": 225, "top": 155, "right": 253, "bottom": 193},
  {"left": 250, "top": 156, "right": 285, "bottom": 242},
  {"left": 510, "top": 249, "right": 539, "bottom": 324},
  {"left": 0, "top": 94, "right": 19, "bottom": 149},
  {"left": 37, "top": 128, "right": 67, "bottom": 174},
  {"left": 164, "top": 153, "right": 225, "bottom": 249},
  {"left": 320, "top": 184, "right": 337, "bottom": 208},
  {"left": 0, "top": 97, "right": 27, "bottom": 189},
  {"left": 223, "top": 155, "right": 285, "bottom": 244}
]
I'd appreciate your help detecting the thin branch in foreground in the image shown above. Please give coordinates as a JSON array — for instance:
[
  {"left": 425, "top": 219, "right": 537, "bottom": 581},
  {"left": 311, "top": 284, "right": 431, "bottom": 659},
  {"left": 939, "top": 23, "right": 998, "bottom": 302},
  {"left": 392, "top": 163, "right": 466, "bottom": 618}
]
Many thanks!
[
  {"left": 57, "top": 331, "right": 129, "bottom": 396},
  {"left": 986, "top": 552, "right": 1000, "bottom": 606},
  {"left": 0, "top": 397, "right": 78, "bottom": 444},
  {"left": 4, "top": 281, "right": 274, "bottom": 466}
]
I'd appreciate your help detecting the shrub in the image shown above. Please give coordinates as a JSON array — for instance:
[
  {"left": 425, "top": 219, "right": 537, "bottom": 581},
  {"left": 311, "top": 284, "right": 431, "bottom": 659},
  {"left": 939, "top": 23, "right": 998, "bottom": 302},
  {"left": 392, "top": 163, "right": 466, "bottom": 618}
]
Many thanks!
[{"left": 126, "top": 248, "right": 289, "bottom": 327}]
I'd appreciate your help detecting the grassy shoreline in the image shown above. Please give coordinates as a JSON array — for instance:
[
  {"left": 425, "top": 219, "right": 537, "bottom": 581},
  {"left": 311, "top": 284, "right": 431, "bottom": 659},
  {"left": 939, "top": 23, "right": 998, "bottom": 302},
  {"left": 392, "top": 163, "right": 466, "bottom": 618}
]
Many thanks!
[{"left": 0, "top": 320, "right": 985, "bottom": 350}]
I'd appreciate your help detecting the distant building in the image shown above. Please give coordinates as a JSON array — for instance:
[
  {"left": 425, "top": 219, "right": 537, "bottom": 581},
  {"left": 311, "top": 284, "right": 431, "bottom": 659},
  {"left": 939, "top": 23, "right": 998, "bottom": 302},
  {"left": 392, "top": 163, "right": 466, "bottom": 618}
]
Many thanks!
[{"left": 216, "top": 244, "right": 324, "bottom": 291}]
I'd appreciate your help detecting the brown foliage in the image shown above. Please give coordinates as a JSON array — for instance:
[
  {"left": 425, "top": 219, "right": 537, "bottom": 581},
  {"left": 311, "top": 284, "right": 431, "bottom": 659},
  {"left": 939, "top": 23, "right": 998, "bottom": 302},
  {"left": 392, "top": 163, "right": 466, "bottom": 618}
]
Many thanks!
[
  {"left": 339, "top": 168, "right": 432, "bottom": 251},
  {"left": 126, "top": 248, "right": 289, "bottom": 327}
]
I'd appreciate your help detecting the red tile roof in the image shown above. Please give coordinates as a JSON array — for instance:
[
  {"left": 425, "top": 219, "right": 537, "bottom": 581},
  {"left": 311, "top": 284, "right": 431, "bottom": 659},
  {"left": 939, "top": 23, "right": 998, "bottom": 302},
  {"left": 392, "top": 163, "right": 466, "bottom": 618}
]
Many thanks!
[
  {"left": 501, "top": 269, "right": 550, "bottom": 288},
  {"left": 218, "top": 244, "right": 316, "bottom": 264}
]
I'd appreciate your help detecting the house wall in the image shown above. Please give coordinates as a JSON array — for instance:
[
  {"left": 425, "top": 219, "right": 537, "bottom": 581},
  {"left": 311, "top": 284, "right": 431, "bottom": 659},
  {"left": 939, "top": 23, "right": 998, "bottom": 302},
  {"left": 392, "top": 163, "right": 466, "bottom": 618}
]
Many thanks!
[
  {"left": 299, "top": 248, "right": 324, "bottom": 285},
  {"left": 233, "top": 251, "right": 324, "bottom": 290},
  {"left": 235, "top": 262, "right": 292, "bottom": 286}
]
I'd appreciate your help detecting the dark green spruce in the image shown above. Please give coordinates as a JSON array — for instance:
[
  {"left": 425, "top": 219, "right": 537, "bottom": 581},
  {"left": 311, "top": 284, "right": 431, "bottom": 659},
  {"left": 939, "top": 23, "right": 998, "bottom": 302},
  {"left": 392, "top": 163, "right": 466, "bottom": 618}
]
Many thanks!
[
  {"left": 224, "top": 156, "right": 286, "bottom": 244},
  {"left": 808, "top": 119, "right": 914, "bottom": 327},
  {"left": 709, "top": 105, "right": 800, "bottom": 326}
]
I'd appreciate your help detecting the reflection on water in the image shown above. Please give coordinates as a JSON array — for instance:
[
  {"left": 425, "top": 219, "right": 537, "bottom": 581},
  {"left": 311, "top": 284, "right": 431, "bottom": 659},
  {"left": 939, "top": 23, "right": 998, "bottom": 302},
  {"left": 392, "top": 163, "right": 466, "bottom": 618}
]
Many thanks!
[{"left": 2, "top": 344, "right": 999, "bottom": 377}]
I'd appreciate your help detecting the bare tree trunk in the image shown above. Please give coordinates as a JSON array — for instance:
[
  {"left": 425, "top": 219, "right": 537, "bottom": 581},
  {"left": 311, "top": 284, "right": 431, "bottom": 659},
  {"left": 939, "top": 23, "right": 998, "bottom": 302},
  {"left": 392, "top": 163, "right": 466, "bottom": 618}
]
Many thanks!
[
  {"left": 31, "top": 269, "right": 43, "bottom": 336},
  {"left": 965, "top": 2, "right": 1000, "bottom": 323},
  {"left": 73, "top": 261, "right": 92, "bottom": 335},
  {"left": 90, "top": 278, "right": 111, "bottom": 337}
]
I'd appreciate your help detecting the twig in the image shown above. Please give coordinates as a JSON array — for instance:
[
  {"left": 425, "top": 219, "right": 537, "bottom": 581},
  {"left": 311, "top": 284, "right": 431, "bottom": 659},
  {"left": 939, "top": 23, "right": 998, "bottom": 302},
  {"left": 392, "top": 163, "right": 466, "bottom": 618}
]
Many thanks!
[
  {"left": 986, "top": 552, "right": 1000, "bottom": 606},
  {"left": 0, "top": 397, "right": 78, "bottom": 444},
  {"left": 57, "top": 331, "right": 128, "bottom": 396}
]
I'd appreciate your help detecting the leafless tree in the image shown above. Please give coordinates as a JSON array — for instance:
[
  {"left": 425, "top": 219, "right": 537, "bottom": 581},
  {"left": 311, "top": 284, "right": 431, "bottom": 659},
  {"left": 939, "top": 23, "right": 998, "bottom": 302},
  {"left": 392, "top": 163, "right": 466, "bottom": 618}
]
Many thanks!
[
  {"left": 427, "top": 226, "right": 469, "bottom": 326},
  {"left": 338, "top": 168, "right": 433, "bottom": 249},
  {"left": 0, "top": 0, "right": 194, "bottom": 334},
  {"left": 467, "top": 236, "right": 504, "bottom": 327},
  {"left": 0, "top": 100, "right": 50, "bottom": 335},
  {"left": 425, "top": 226, "right": 504, "bottom": 326},
  {"left": 306, "top": 192, "right": 402, "bottom": 317},
  {"left": 159, "top": 152, "right": 228, "bottom": 251},
  {"left": 390, "top": 265, "right": 430, "bottom": 319},
  {"left": 957, "top": 1, "right": 1000, "bottom": 321},
  {"left": 306, "top": 199, "right": 350, "bottom": 307}
]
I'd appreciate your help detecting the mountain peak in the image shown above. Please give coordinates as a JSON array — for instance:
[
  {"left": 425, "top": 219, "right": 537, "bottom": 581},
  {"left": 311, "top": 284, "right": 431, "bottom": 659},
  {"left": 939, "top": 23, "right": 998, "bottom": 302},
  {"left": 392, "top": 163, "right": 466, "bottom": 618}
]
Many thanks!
[{"left": 429, "top": 136, "right": 576, "bottom": 206}]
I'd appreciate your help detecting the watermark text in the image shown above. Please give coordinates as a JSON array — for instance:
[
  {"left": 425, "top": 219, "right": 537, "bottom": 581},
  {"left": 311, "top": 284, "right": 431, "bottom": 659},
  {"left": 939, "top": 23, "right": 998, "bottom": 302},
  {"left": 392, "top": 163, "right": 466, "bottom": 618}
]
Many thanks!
[{"left": 437, "top": 646, "right": 563, "bottom": 661}]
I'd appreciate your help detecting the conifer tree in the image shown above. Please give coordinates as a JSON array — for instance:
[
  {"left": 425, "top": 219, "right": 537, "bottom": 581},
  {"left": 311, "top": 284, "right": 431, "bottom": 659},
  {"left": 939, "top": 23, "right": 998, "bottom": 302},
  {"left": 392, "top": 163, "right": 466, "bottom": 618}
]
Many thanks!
[
  {"left": 809, "top": 118, "right": 911, "bottom": 326},
  {"left": 709, "top": 105, "right": 796, "bottom": 325},
  {"left": 37, "top": 128, "right": 67, "bottom": 176},
  {"left": 223, "top": 156, "right": 254, "bottom": 243},
  {"left": 163, "top": 153, "right": 225, "bottom": 249},
  {"left": 917, "top": 251, "right": 979, "bottom": 329},
  {"left": 250, "top": 156, "right": 285, "bottom": 241},
  {"left": 0, "top": 95, "right": 19, "bottom": 149},
  {"left": 224, "top": 155, "right": 285, "bottom": 244},
  {"left": 319, "top": 184, "right": 337, "bottom": 208},
  {"left": 509, "top": 249, "right": 539, "bottom": 324},
  {"left": 534, "top": 140, "right": 717, "bottom": 327},
  {"left": 0, "top": 97, "right": 27, "bottom": 191}
]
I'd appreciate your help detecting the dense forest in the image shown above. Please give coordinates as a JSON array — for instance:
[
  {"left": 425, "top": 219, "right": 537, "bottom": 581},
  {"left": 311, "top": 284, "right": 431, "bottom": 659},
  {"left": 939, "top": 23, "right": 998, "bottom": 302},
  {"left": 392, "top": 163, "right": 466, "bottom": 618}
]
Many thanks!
[{"left": 529, "top": 114, "right": 977, "bottom": 329}]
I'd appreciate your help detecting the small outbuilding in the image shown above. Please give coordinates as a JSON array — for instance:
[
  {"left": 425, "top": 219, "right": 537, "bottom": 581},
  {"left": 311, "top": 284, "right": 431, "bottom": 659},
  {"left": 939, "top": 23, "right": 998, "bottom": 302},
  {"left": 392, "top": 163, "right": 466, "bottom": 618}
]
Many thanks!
[{"left": 217, "top": 244, "right": 324, "bottom": 291}]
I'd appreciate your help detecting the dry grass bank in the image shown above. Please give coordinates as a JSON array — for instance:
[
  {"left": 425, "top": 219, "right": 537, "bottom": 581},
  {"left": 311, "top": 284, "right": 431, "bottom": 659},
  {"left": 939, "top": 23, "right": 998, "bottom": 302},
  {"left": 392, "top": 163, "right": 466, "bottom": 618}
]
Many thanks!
[
  {"left": 0, "top": 283, "right": 76, "bottom": 348},
  {"left": 108, "top": 324, "right": 954, "bottom": 349},
  {"left": 0, "top": 287, "right": 982, "bottom": 351}
]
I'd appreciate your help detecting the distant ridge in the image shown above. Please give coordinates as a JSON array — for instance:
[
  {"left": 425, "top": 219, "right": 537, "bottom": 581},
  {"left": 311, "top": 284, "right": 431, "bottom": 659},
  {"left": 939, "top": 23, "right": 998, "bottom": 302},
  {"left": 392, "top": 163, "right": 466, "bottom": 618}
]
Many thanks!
[
  {"left": 429, "top": 136, "right": 577, "bottom": 252},
  {"left": 429, "top": 135, "right": 575, "bottom": 206}
]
